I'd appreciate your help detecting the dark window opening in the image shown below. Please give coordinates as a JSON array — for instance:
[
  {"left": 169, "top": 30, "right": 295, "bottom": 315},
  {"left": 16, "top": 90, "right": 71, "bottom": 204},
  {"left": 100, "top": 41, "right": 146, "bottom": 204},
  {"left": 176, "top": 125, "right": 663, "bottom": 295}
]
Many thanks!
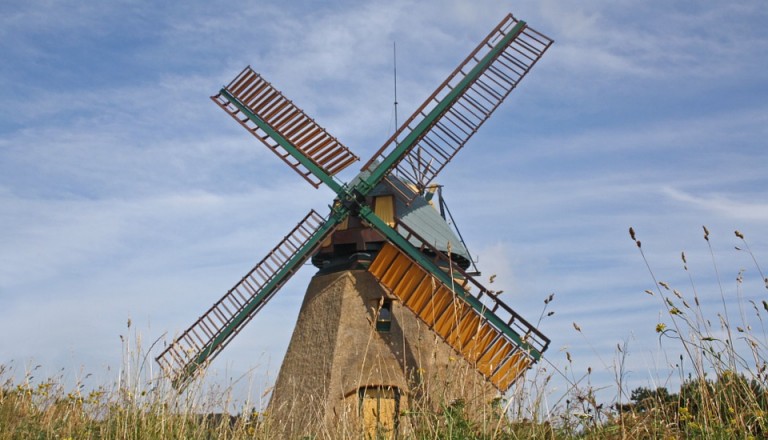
[{"left": 376, "top": 299, "right": 392, "bottom": 332}]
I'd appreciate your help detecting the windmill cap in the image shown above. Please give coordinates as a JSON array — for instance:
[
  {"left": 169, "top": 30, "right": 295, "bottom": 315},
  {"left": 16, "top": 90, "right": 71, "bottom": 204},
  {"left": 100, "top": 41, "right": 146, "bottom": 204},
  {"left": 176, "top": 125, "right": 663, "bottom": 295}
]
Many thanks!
[{"left": 352, "top": 169, "right": 472, "bottom": 269}]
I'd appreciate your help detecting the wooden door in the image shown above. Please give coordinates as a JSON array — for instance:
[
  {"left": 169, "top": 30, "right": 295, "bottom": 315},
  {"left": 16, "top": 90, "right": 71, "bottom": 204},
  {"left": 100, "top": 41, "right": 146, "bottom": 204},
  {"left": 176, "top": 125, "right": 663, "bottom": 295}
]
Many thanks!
[{"left": 360, "top": 387, "right": 399, "bottom": 439}]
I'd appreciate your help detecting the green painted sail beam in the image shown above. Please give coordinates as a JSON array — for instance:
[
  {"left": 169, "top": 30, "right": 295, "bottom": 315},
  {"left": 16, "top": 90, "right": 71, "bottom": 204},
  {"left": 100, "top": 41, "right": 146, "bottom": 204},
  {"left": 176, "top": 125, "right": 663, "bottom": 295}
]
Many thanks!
[
  {"left": 218, "top": 88, "right": 345, "bottom": 195},
  {"left": 358, "top": 20, "right": 527, "bottom": 195},
  {"left": 176, "top": 208, "right": 348, "bottom": 386},
  {"left": 357, "top": 205, "right": 542, "bottom": 360}
]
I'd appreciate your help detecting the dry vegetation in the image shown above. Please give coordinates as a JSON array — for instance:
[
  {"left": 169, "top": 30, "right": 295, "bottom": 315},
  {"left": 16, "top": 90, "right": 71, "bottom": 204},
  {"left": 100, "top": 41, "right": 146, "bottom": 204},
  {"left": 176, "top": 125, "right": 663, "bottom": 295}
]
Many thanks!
[{"left": 2, "top": 228, "right": 766, "bottom": 439}]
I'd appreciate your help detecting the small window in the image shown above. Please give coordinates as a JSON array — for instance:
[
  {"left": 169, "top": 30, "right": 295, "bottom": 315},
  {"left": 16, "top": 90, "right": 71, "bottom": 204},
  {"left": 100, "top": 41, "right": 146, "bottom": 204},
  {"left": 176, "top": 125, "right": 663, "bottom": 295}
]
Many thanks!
[
  {"left": 373, "top": 195, "right": 395, "bottom": 227},
  {"left": 376, "top": 299, "right": 392, "bottom": 332}
]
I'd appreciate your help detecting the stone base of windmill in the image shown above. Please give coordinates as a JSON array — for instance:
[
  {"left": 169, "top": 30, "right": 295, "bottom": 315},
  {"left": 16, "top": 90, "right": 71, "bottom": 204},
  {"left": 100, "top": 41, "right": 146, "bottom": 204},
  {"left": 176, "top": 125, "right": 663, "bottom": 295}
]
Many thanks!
[{"left": 266, "top": 270, "right": 500, "bottom": 439}]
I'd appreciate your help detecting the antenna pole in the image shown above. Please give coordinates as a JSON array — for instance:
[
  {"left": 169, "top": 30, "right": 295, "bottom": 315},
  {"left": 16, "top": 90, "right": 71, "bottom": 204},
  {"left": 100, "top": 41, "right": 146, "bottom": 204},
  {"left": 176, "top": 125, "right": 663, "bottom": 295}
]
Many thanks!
[{"left": 393, "top": 41, "right": 399, "bottom": 145}]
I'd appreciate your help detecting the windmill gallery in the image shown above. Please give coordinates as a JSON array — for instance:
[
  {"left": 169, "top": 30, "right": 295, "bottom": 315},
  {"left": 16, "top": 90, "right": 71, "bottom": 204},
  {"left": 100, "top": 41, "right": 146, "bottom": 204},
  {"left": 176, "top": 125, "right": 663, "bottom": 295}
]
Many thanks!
[{"left": 156, "top": 13, "right": 552, "bottom": 438}]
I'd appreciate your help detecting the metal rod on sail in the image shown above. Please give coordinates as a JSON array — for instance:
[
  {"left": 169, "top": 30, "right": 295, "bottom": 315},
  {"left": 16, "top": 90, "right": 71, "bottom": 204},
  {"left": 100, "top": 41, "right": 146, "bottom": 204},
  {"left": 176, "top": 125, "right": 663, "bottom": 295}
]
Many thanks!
[{"left": 438, "top": 187, "right": 481, "bottom": 276}]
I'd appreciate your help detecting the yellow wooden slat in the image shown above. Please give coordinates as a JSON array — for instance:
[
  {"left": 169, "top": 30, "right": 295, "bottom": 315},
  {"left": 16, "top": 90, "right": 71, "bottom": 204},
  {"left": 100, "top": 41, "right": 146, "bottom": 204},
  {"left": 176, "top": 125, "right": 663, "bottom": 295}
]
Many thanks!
[
  {"left": 491, "top": 351, "right": 528, "bottom": 390},
  {"left": 368, "top": 244, "right": 399, "bottom": 278},
  {"left": 464, "top": 322, "right": 498, "bottom": 363},
  {"left": 446, "top": 310, "right": 481, "bottom": 348},
  {"left": 434, "top": 299, "right": 468, "bottom": 337},
  {"left": 407, "top": 276, "right": 438, "bottom": 314},
  {"left": 477, "top": 339, "right": 514, "bottom": 376},
  {"left": 419, "top": 286, "right": 454, "bottom": 327},
  {"left": 496, "top": 356, "right": 531, "bottom": 391},
  {"left": 394, "top": 264, "right": 428, "bottom": 303},
  {"left": 380, "top": 253, "right": 411, "bottom": 288}
]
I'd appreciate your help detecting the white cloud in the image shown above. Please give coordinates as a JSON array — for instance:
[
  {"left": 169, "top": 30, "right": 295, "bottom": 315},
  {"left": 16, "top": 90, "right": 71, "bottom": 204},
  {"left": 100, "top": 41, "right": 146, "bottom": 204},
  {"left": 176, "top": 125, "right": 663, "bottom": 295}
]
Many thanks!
[
  {"left": 663, "top": 186, "right": 768, "bottom": 222},
  {"left": 538, "top": 1, "right": 768, "bottom": 79}
]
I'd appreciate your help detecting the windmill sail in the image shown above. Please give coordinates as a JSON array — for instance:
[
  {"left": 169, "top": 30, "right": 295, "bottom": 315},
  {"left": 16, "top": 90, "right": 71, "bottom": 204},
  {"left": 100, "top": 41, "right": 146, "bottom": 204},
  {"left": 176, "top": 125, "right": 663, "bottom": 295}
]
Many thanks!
[
  {"left": 362, "top": 14, "right": 552, "bottom": 200},
  {"left": 366, "top": 220, "right": 549, "bottom": 391},
  {"left": 156, "top": 210, "right": 338, "bottom": 387},
  {"left": 161, "top": 12, "right": 552, "bottom": 398},
  {"left": 212, "top": 67, "right": 358, "bottom": 190}
]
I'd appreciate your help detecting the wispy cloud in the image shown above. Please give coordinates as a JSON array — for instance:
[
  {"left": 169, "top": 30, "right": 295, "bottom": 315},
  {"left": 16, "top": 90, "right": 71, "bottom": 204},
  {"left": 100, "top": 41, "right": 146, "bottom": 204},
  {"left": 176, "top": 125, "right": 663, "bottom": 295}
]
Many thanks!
[
  {"left": 538, "top": 1, "right": 768, "bottom": 79},
  {"left": 663, "top": 186, "right": 768, "bottom": 222}
]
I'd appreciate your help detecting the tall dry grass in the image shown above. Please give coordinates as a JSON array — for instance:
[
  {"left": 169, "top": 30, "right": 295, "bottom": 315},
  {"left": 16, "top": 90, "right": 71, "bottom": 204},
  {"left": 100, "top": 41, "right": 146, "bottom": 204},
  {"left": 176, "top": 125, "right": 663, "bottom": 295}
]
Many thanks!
[
  {"left": 540, "top": 227, "right": 768, "bottom": 439},
  {"left": 2, "top": 227, "right": 765, "bottom": 438},
  {"left": 0, "top": 322, "right": 269, "bottom": 439}
]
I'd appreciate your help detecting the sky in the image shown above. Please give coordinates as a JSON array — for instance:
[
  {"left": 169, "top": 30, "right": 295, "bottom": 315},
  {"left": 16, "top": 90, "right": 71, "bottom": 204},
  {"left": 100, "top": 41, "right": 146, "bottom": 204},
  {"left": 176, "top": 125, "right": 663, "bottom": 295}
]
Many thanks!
[{"left": 1, "top": 0, "right": 767, "bottom": 412}]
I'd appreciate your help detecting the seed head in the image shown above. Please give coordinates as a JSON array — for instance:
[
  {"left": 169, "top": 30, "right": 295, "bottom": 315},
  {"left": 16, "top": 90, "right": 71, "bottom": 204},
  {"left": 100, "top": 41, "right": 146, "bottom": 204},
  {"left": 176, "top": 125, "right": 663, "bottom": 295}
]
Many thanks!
[
  {"left": 703, "top": 225, "right": 710, "bottom": 241},
  {"left": 735, "top": 230, "right": 744, "bottom": 239},
  {"left": 629, "top": 227, "right": 641, "bottom": 247}
]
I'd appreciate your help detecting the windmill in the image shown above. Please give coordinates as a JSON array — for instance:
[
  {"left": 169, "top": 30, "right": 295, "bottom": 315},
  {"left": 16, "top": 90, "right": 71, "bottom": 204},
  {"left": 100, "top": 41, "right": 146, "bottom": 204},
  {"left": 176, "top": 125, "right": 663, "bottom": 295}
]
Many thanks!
[{"left": 157, "top": 13, "right": 552, "bottom": 438}]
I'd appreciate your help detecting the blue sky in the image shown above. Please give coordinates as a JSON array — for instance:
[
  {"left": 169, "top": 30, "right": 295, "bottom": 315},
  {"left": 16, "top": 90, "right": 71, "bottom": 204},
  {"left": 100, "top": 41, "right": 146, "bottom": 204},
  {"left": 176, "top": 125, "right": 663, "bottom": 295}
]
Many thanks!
[{"left": 2, "top": 0, "right": 767, "bottom": 410}]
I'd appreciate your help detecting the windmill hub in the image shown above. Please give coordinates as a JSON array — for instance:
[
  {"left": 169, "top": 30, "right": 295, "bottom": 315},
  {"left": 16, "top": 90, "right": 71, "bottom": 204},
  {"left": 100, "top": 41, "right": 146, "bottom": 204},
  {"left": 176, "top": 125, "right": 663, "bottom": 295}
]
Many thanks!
[
  {"left": 338, "top": 187, "right": 367, "bottom": 216},
  {"left": 157, "top": 13, "right": 553, "bottom": 438}
]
